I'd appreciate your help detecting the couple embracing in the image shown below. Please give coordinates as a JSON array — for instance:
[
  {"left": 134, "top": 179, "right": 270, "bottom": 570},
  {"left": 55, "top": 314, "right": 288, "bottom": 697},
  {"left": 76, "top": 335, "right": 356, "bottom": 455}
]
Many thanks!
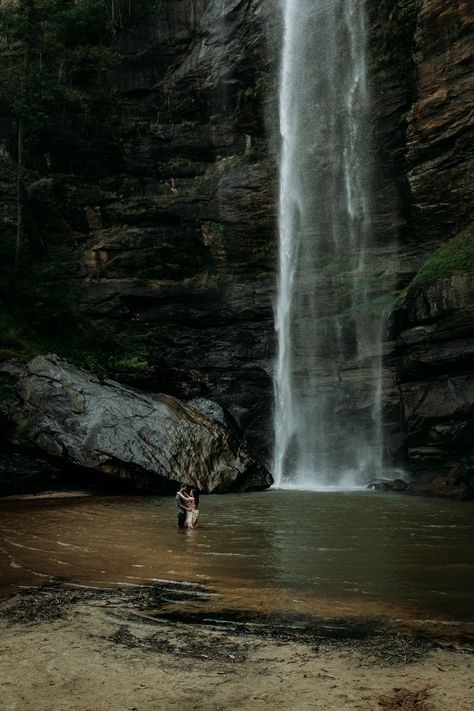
[{"left": 176, "top": 484, "right": 200, "bottom": 529}]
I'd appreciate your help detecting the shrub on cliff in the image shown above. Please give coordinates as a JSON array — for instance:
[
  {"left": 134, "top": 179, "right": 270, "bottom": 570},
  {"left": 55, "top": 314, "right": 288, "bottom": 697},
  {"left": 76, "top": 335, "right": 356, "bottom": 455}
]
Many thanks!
[{"left": 409, "top": 224, "right": 474, "bottom": 289}]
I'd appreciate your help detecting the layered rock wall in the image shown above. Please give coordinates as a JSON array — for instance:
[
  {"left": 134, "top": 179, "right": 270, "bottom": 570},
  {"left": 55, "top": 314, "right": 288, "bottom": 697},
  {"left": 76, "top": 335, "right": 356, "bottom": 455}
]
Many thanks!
[
  {"left": 1, "top": 0, "right": 473, "bottom": 495},
  {"left": 393, "top": 1, "right": 474, "bottom": 495},
  {"left": 407, "top": 0, "right": 474, "bottom": 241},
  {"left": 24, "top": 0, "right": 277, "bottom": 463}
]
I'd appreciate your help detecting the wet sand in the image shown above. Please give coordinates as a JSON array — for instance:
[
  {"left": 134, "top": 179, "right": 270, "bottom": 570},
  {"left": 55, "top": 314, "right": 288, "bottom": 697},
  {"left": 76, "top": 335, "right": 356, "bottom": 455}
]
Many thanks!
[{"left": 0, "top": 582, "right": 472, "bottom": 711}]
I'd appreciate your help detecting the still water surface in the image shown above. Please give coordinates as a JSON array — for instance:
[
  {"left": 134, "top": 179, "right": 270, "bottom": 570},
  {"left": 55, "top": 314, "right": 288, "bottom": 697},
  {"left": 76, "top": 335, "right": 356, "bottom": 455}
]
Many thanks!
[{"left": 0, "top": 490, "right": 472, "bottom": 629}]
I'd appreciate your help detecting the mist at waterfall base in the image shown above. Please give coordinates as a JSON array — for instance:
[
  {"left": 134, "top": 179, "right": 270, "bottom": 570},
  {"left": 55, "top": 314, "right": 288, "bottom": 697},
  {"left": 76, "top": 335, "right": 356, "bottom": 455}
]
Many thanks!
[{"left": 274, "top": 1, "right": 394, "bottom": 490}]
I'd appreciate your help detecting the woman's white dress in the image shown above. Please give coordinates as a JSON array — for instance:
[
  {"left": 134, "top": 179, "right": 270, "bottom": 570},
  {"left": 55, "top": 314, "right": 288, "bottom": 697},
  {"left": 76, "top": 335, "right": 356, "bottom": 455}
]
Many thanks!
[{"left": 185, "top": 506, "right": 194, "bottom": 528}]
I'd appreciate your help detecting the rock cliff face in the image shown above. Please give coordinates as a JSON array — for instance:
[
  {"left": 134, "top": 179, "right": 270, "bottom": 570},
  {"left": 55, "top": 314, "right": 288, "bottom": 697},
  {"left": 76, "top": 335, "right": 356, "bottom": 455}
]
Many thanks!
[
  {"left": 364, "top": 0, "right": 474, "bottom": 496},
  {"left": 31, "top": 0, "right": 276, "bottom": 464},
  {"left": 1, "top": 0, "right": 473, "bottom": 496},
  {"left": 406, "top": 0, "right": 473, "bottom": 241},
  {"left": 394, "top": 1, "right": 473, "bottom": 496},
  {"left": 394, "top": 272, "right": 474, "bottom": 498}
]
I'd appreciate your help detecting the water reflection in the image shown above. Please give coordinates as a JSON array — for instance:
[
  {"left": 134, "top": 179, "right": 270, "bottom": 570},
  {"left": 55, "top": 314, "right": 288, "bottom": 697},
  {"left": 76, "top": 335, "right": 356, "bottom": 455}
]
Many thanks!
[{"left": 0, "top": 491, "right": 472, "bottom": 626}]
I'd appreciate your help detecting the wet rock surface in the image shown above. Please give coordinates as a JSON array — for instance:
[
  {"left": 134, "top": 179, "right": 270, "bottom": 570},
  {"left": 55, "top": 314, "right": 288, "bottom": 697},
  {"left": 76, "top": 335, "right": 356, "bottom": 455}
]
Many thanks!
[
  {"left": 394, "top": 274, "right": 474, "bottom": 499},
  {"left": 9, "top": 354, "right": 272, "bottom": 494},
  {"left": 0, "top": 448, "right": 65, "bottom": 498},
  {"left": 1, "top": 0, "right": 473, "bottom": 495},
  {"left": 367, "top": 478, "right": 409, "bottom": 493},
  {"left": 406, "top": 0, "right": 474, "bottom": 242}
]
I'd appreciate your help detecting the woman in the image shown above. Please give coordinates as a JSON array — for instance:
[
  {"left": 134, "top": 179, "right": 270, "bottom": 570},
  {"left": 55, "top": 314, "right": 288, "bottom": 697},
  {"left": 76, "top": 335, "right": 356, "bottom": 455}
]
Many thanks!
[
  {"left": 177, "top": 485, "right": 193, "bottom": 528},
  {"left": 184, "top": 490, "right": 194, "bottom": 529},
  {"left": 190, "top": 489, "right": 200, "bottom": 529}
]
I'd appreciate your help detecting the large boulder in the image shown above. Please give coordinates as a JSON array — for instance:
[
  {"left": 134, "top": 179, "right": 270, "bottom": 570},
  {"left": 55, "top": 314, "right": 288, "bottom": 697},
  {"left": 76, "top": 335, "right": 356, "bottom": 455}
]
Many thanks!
[{"left": 12, "top": 355, "right": 272, "bottom": 494}]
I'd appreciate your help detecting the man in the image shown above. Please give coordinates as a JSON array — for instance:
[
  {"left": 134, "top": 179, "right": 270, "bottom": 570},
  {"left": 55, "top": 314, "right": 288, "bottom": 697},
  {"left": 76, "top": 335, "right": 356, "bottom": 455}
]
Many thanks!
[{"left": 175, "top": 483, "right": 189, "bottom": 529}]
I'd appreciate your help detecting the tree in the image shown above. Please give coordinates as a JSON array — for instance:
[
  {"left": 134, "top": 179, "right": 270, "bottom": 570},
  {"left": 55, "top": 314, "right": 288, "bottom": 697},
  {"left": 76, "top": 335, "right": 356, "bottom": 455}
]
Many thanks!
[
  {"left": 0, "top": 0, "right": 156, "bottom": 355},
  {"left": 0, "top": 0, "right": 34, "bottom": 274},
  {"left": 0, "top": 0, "right": 120, "bottom": 274}
]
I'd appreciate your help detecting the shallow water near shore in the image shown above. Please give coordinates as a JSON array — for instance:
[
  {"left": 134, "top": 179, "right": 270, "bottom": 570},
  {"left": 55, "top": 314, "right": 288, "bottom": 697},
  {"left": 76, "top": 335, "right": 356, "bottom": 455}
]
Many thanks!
[{"left": 0, "top": 490, "right": 472, "bottom": 636}]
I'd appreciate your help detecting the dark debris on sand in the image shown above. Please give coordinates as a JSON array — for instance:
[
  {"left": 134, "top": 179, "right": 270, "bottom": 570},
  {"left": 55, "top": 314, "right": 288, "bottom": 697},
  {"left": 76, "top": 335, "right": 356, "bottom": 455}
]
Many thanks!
[
  {"left": 0, "top": 579, "right": 210, "bottom": 625},
  {"left": 107, "top": 624, "right": 248, "bottom": 662},
  {"left": 0, "top": 581, "right": 450, "bottom": 667},
  {"left": 0, "top": 580, "right": 83, "bottom": 624}
]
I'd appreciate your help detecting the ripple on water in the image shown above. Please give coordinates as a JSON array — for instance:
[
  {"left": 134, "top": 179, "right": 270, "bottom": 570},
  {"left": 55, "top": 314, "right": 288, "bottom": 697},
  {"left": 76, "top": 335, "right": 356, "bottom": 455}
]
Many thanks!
[{"left": 0, "top": 490, "right": 472, "bottom": 631}]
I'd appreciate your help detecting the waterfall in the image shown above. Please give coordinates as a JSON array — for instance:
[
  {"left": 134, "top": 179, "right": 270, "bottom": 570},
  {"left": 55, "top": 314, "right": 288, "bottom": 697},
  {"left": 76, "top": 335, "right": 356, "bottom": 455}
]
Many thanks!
[{"left": 274, "top": 0, "right": 385, "bottom": 489}]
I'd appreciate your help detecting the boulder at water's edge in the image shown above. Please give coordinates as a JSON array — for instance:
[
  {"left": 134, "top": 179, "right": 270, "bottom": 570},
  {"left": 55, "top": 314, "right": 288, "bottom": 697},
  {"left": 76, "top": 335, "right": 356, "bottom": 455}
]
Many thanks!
[{"left": 11, "top": 355, "right": 272, "bottom": 494}]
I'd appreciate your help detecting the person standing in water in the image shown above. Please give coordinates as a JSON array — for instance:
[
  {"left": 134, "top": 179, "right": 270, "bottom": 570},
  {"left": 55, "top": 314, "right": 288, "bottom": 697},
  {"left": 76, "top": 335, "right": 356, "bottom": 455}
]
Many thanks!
[
  {"left": 175, "top": 483, "right": 191, "bottom": 529},
  {"left": 185, "top": 489, "right": 200, "bottom": 528},
  {"left": 191, "top": 488, "right": 200, "bottom": 529}
]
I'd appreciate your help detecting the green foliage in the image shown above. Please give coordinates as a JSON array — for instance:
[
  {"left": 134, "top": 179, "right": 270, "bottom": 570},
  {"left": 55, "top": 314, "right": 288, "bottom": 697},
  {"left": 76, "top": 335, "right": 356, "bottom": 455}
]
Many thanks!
[
  {"left": 203, "top": 221, "right": 226, "bottom": 239},
  {"left": 0, "top": 311, "right": 40, "bottom": 360},
  {"left": 201, "top": 221, "right": 227, "bottom": 259},
  {"left": 0, "top": 0, "right": 129, "bottom": 175},
  {"left": 0, "top": 0, "right": 159, "bottom": 371},
  {"left": 409, "top": 224, "right": 474, "bottom": 289},
  {"left": 0, "top": 295, "right": 148, "bottom": 373},
  {"left": 16, "top": 417, "right": 32, "bottom": 440},
  {"left": 115, "top": 354, "right": 149, "bottom": 369},
  {"left": 236, "top": 75, "right": 267, "bottom": 111},
  {"left": 162, "top": 157, "right": 195, "bottom": 173},
  {"left": 40, "top": 324, "right": 137, "bottom": 371},
  {"left": 241, "top": 137, "right": 267, "bottom": 164}
]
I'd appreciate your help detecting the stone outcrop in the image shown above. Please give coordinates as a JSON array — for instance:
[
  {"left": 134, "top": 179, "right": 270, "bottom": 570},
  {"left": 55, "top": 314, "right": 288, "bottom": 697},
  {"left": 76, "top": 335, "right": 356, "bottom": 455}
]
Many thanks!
[
  {"left": 7, "top": 355, "right": 272, "bottom": 494},
  {"left": 394, "top": 272, "right": 474, "bottom": 498}
]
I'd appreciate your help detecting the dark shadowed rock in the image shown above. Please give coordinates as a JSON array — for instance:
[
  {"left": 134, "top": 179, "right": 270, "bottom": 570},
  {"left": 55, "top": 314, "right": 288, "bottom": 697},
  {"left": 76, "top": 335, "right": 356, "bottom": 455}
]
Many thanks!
[
  {"left": 394, "top": 272, "right": 474, "bottom": 499},
  {"left": 406, "top": 0, "right": 474, "bottom": 241},
  {"left": 0, "top": 448, "right": 65, "bottom": 498},
  {"left": 187, "top": 396, "right": 240, "bottom": 433},
  {"left": 12, "top": 355, "right": 272, "bottom": 494},
  {"left": 367, "top": 478, "right": 409, "bottom": 493}
]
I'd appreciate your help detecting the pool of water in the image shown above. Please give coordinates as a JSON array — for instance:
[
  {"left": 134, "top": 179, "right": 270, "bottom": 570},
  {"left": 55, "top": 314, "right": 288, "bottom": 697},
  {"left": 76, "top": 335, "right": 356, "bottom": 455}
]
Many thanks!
[{"left": 0, "top": 490, "right": 472, "bottom": 630}]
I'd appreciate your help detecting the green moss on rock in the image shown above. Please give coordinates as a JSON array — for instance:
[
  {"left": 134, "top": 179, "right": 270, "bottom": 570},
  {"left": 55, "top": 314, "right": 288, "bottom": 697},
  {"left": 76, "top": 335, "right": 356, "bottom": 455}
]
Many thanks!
[
  {"left": 409, "top": 224, "right": 474, "bottom": 289},
  {"left": 0, "top": 312, "right": 41, "bottom": 362}
]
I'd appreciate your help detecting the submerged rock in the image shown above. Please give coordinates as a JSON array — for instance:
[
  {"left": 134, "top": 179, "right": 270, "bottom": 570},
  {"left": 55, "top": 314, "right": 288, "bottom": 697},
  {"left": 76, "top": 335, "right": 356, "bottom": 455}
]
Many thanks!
[{"left": 12, "top": 355, "right": 272, "bottom": 494}]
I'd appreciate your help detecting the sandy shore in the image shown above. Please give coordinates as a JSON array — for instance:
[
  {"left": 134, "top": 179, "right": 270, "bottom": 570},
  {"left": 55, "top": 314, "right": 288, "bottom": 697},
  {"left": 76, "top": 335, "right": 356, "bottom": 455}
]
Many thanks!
[{"left": 0, "top": 583, "right": 472, "bottom": 711}]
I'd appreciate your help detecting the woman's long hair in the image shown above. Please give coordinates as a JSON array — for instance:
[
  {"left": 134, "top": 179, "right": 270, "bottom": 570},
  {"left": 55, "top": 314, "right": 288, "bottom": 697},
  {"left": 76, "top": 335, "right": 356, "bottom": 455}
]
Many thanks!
[{"left": 191, "top": 488, "right": 200, "bottom": 508}]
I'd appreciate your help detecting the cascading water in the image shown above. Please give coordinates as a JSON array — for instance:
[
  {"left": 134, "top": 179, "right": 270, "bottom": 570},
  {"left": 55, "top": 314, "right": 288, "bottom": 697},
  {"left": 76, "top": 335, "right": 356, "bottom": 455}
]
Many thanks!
[{"left": 274, "top": 0, "right": 386, "bottom": 489}]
